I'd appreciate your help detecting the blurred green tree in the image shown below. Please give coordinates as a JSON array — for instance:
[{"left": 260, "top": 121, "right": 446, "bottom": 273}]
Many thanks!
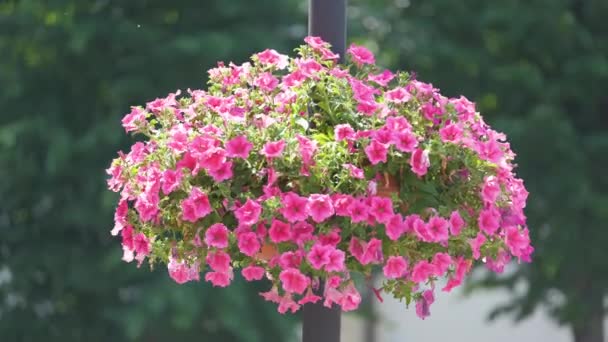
[
  {"left": 349, "top": 0, "right": 608, "bottom": 341},
  {"left": 0, "top": 1, "right": 304, "bottom": 341}
]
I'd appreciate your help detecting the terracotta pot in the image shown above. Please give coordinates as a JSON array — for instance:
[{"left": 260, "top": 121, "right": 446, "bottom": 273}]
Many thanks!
[
  {"left": 377, "top": 172, "right": 408, "bottom": 212},
  {"left": 257, "top": 242, "right": 279, "bottom": 261}
]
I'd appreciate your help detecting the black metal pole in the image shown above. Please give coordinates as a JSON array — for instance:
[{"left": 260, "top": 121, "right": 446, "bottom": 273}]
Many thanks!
[
  {"left": 302, "top": 1, "right": 345, "bottom": 342},
  {"left": 308, "top": 0, "right": 346, "bottom": 63}
]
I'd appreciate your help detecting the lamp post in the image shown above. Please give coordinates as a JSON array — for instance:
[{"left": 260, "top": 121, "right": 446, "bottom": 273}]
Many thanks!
[{"left": 301, "top": 2, "right": 346, "bottom": 342}]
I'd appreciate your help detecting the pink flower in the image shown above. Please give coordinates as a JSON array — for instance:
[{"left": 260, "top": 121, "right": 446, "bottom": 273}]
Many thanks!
[
  {"left": 254, "top": 72, "right": 279, "bottom": 92},
  {"left": 297, "top": 135, "right": 317, "bottom": 165},
  {"left": 332, "top": 194, "right": 354, "bottom": 216},
  {"left": 383, "top": 256, "right": 408, "bottom": 279},
  {"left": 358, "top": 238, "right": 384, "bottom": 265},
  {"left": 386, "top": 214, "right": 407, "bottom": 241},
  {"left": 237, "top": 232, "right": 261, "bottom": 256},
  {"left": 133, "top": 233, "right": 151, "bottom": 257},
  {"left": 279, "top": 268, "right": 310, "bottom": 294},
  {"left": 205, "top": 271, "right": 233, "bottom": 287},
  {"left": 326, "top": 249, "right": 346, "bottom": 272},
  {"left": 242, "top": 265, "right": 265, "bottom": 281},
  {"left": 161, "top": 169, "right": 183, "bottom": 195},
  {"left": 334, "top": 124, "right": 355, "bottom": 141},
  {"left": 168, "top": 258, "right": 200, "bottom": 284},
  {"left": 365, "top": 140, "right": 389, "bottom": 165},
  {"left": 392, "top": 131, "right": 418, "bottom": 152},
  {"left": 297, "top": 58, "right": 323, "bottom": 78},
  {"left": 181, "top": 187, "right": 212, "bottom": 222},
  {"left": 307, "top": 243, "right": 331, "bottom": 270},
  {"left": 261, "top": 140, "right": 286, "bottom": 159},
  {"left": 410, "top": 261, "right": 437, "bottom": 283},
  {"left": 280, "top": 192, "right": 309, "bottom": 222},
  {"left": 298, "top": 288, "right": 322, "bottom": 305},
  {"left": 368, "top": 70, "right": 395, "bottom": 87},
  {"left": 410, "top": 148, "right": 430, "bottom": 177},
  {"left": 415, "top": 290, "right": 435, "bottom": 319},
  {"left": 208, "top": 161, "right": 233, "bottom": 182},
  {"left": 347, "top": 198, "right": 369, "bottom": 223},
  {"left": 370, "top": 196, "right": 394, "bottom": 223},
  {"left": 206, "top": 250, "right": 231, "bottom": 273},
  {"left": 343, "top": 164, "right": 365, "bottom": 179},
  {"left": 478, "top": 207, "right": 501, "bottom": 235},
  {"left": 439, "top": 123, "right": 463, "bottom": 142},
  {"left": 278, "top": 294, "right": 301, "bottom": 314},
  {"left": 431, "top": 252, "right": 452, "bottom": 276},
  {"left": 121, "top": 107, "right": 146, "bottom": 132},
  {"left": 282, "top": 70, "right": 306, "bottom": 88},
  {"left": 291, "top": 222, "right": 313, "bottom": 245},
  {"left": 443, "top": 257, "right": 472, "bottom": 292},
  {"left": 307, "top": 194, "right": 335, "bottom": 223},
  {"left": 304, "top": 36, "right": 328, "bottom": 49},
  {"left": 341, "top": 282, "right": 362, "bottom": 311},
  {"left": 385, "top": 87, "right": 412, "bottom": 103},
  {"left": 357, "top": 101, "right": 380, "bottom": 115},
  {"left": 426, "top": 216, "right": 449, "bottom": 243},
  {"left": 481, "top": 176, "right": 501, "bottom": 204},
  {"left": 260, "top": 286, "right": 281, "bottom": 303},
  {"left": 256, "top": 49, "right": 289, "bottom": 69},
  {"left": 198, "top": 147, "right": 227, "bottom": 172},
  {"left": 449, "top": 210, "right": 465, "bottom": 236},
  {"left": 269, "top": 219, "right": 291, "bottom": 243},
  {"left": 347, "top": 44, "right": 375, "bottom": 66},
  {"left": 111, "top": 200, "right": 128, "bottom": 236},
  {"left": 505, "top": 226, "right": 532, "bottom": 261},
  {"left": 234, "top": 199, "right": 262, "bottom": 226},
  {"left": 226, "top": 136, "right": 253, "bottom": 159},
  {"left": 205, "top": 223, "right": 229, "bottom": 249},
  {"left": 279, "top": 251, "right": 302, "bottom": 269},
  {"left": 469, "top": 233, "right": 487, "bottom": 260}
]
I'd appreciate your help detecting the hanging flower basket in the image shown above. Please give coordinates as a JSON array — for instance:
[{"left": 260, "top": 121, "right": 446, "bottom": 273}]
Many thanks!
[{"left": 107, "top": 37, "right": 532, "bottom": 318}]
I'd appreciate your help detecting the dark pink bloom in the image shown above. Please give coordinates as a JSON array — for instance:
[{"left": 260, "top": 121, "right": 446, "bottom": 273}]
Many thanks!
[
  {"left": 269, "top": 219, "right": 291, "bottom": 243},
  {"left": 383, "top": 256, "right": 408, "bottom": 279},
  {"left": 298, "top": 288, "right": 322, "bottom": 305},
  {"left": 385, "top": 87, "right": 412, "bottom": 103},
  {"left": 357, "top": 101, "right": 380, "bottom": 115},
  {"left": 254, "top": 72, "right": 279, "bottom": 92},
  {"left": 161, "top": 169, "right": 183, "bottom": 195},
  {"left": 226, "top": 135, "right": 253, "bottom": 159},
  {"left": 478, "top": 207, "right": 501, "bottom": 235},
  {"left": 415, "top": 290, "right": 435, "bottom": 319},
  {"left": 370, "top": 196, "right": 394, "bottom": 224},
  {"left": 449, "top": 210, "right": 465, "bottom": 236},
  {"left": 365, "top": 140, "right": 389, "bottom": 165},
  {"left": 261, "top": 140, "right": 286, "bottom": 159},
  {"left": 205, "top": 271, "right": 233, "bottom": 287},
  {"left": 469, "top": 233, "right": 487, "bottom": 260},
  {"left": 481, "top": 176, "right": 501, "bottom": 204},
  {"left": 426, "top": 216, "right": 449, "bottom": 243},
  {"left": 237, "top": 232, "right": 260, "bottom": 256},
  {"left": 292, "top": 222, "right": 314, "bottom": 244},
  {"left": 443, "top": 257, "right": 472, "bottom": 292},
  {"left": 360, "top": 238, "right": 384, "bottom": 265},
  {"left": 347, "top": 198, "right": 369, "bottom": 223},
  {"left": 168, "top": 257, "right": 200, "bottom": 284},
  {"left": 505, "top": 226, "right": 532, "bottom": 261},
  {"left": 373, "top": 128, "right": 394, "bottom": 145},
  {"left": 334, "top": 124, "right": 355, "bottom": 141},
  {"left": 181, "top": 187, "right": 212, "bottom": 222},
  {"left": 307, "top": 194, "right": 334, "bottom": 223},
  {"left": 279, "top": 251, "right": 303, "bottom": 269},
  {"left": 347, "top": 44, "right": 375, "bottom": 66},
  {"left": 234, "top": 199, "right": 262, "bottom": 226},
  {"left": 207, "top": 250, "right": 231, "bottom": 273},
  {"left": 349, "top": 78, "right": 378, "bottom": 103},
  {"left": 279, "top": 268, "right": 310, "bottom": 294},
  {"left": 208, "top": 161, "right": 233, "bottom": 182},
  {"left": 205, "top": 223, "right": 229, "bottom": 249},
  {"left": 297, "top": 58, "right": 323, "bottom": 78},
  {"left": 385, "top": 214, "right": 407, "bottom": 241},
  {"left": 297, "top": 135, "right": 317, "bottom": 165},
  {"left": 391, "top": 130, "right": 419, "bottom": 152},
  {"left": 307, "top": 243, "right": 332, "bottom": 270},
  {"left": 326, "top": 249, "right": 346, "bottom": 272},
  {"left": 242, "top": 265, "right": 265, "bottom": 281},
  {"left": 332, "top": 194, "right": 354, "bottom": 216},
  {"left": 439, "top": 123, "right": 463, "bottom": 142},
  {"left": 368, "top": 70, "right": 395, "bottom": 87},
  {"left": 133, "top": 233, "right": 151, "bottom": 257},
  {"left": 280, "top": 192, "right": 309, "bottom": 222},
  {"left": 343, "top": 164, "right": 364, "bottom": 179},
  {"left": 410, "top": 261, "right": 437, "bottom": 283},
  {"left": 431, "top": 252, "right": 452, "bottom": 276},
  {"left": 410, "top": 148, "right": 430, "bottom": 177}
]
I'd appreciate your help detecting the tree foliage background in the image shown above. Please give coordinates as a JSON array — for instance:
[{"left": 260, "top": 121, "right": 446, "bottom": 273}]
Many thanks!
[{"left": 1, "top": 0, "right": 607, "bottom": 342}]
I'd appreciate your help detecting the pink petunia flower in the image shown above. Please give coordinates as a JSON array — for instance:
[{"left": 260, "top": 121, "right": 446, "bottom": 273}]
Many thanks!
[
  {"left": 307, "top": 194, "right": 335, "bottom": 223},
  {"left": 365, "top": 140, "right": 389, "bottom": 165},
  {"left": 181, "top": 187, "right": 212, "bottom": 222},
  {"left": 298, "top": 288, "right": 322, "bottom": 305},
  {"left": 478, "top": 206, "right": 501, "bottom": 235},
  {"left": 383, "top": 256, "right": 408, "bottom": 279},
  {"left": 384, "top": 87, "right": 412, "bottom": 103},
  {"left": 206, "top": 250, "right": 231, "bottom": 273},
  {"left": 385, "top": 214, "right": 407, "bottom": 241},
  {"left": 205, "top": 270, "right": 233, "bottom": 287},
  {"left": 279, "top": 268, "right": 310, "bottom": 294},
  {"left": 280, "top": 192, "right": 309, "bottom": 222},
  {"left": 254, "top": 72, "right": 279, "bottom": 92},
  {"left": 237, "top": 232, "right": 261, "bottom": 257},
  {"left": 242, "top": 265, "right": 265, "bottom": 281},
  {"left": 334, "top": 124, "right": 356, "bottom": 141},
  {"left": 307, "top": 243, "right": 332, "bottom": 270},
  {"left": 426, "top": 216, "right": 450, "bottom": 243},
  {"left": 449, "top": 210, "right": 465, "bottom": 236},
  {"left": 208, "top": 161, "right": 233, "bottom": 182},
  {"left": 226, "top": 136, "right": 253, "bottom": 159},
  {"left": 292, "top": 222, "right": 314, "bottom": 245},
  {"left": 410, "top": 148, "right": 430, "bottom": 177},
  {"left": 168, "top": 257, "right": 200, "bottom": 284},
  {"left": 297, "top": 58, "right": 323, "bottom": 78},
  {"left": 410, "top": 260, "right": 437, "bottom": 283},
  {"left": 261, "top": 140, "right": 286, "bottom": 159},
  {"left": 370, "top": 196, "right": 394, "bottom": 223},
  {"left": 205, "top": 223, "right": 229, "bottom": 249},
  {"left": 269, "top": 219, "right": 292, "bottom": 243},
  {"left": 342, "top": 164, "right": 365, "bottom": 179},
  {"left": 431, "top": 252, "right": 452, "bottom": 276},
  {"left": 234, "top": 199, "right": 262, "bottom": 226},
  {"left": 341, "top": 282, "right": 362, "bottom": 311},
  {"left": 415, "top": 290, "right": 435, "bottom": 319},
  {"left": 439, "top": 123, "right": 463, "bottom": 142},
  {"left": 347, "top": 44, "right": 375, "bottom": 66},
  {"left": 347, "top": 198, "right": 370, "bottom": 223},
  {"left": 469, "top": 233, "right": 487, "bottom": 260},
  {"left": 161, "top": 169, "right": 183, "bottom": 195},
  {"left": 256, "top": 49, "right": 289, "bottom": 69},
  {"left": 481, "top": 176, "right": 501, "bottom": 204},
  {"left": 121, "top": 107, "right": 147, "bottom": 133},
  {"left": 326, "top": 248, "right": 346, "bottom": 272},
  {"left": 443, "top": 257, "right": 472, "bottom": 292},
  {"left": 368, "top": 70, "right": 395, "bottom": 87}
]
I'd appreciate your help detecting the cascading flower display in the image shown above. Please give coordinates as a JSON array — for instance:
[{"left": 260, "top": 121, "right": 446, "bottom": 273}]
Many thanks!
[{"left": 106, "top": 37, "right": 532, "bottom": 318}]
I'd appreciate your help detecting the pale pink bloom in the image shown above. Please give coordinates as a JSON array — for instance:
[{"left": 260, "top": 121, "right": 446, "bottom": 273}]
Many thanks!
[
  {"left": 486, "top": 249, "right": 511, "bottom": 273},
  {"left": 410, "top": 260, "right": 437, "bottom": 283},
  {"left": 359, "top": 238, "right": 384, "bottom": 265},
  {"left": 297, "top": 58, "right": 323, "bottom": 78},
  {"left": 342, "top": 164, "right": 364, "bottom": 179},
  {"left": 133, "top": 233, "right": 151, "bottom": 257},
  {"left": 225, "top": 136, "right": 253, "bottom": 159},
  {"left": 365, "top": 139, "right": 389, "bottom": 165},
  {"left": 282, "top": 70, "right": 306, "bottom": 88},
  {"left": 198, "top": 147, "right": 227, "bottom": 172},
  {"left": 260, "top": 286, "right": 281, "bottom": 303},
  {"left": 385, "top": 214, "right": 407, "bottom": 241},
  {"left": 368, "top": 70, "right": 395, "bottom": 87},
  {"left": 439, "top": 123, "right": 463, "bottom": 142},
  {"left": 307, "top": 194, "right": 335, "bottom": 223},
  {"left": 304, "top": 36, "right": 328, "bottom": 49},
  {"left": 334, "top": 124, "right": 355, "bottom": 141},
  {"left": 357, "top": 101, "right": 380, "bottom": 115},
  {"left": 326, "top": 249, "right": 346, "bottom": 272},
  {"left": 383, "top": 256, "right": 408, "bottom": 279},
  {"left": 167, "top": 124, "right": 189, "bottom": 153},
  {"left": 279, "top": 268, "right": 310, "bottom": 294},
  {"left": 280, "top": 192, "right": 309, "bottom": 222},
  {"left": 370, "top": 196, "right": 394, "bottom": 223},
  {"left": 204, "top": 223, "right": 229, "bottom": 249},
  {"left": 205, "top": 270, "right": 233, "bottom": 287},
  {"left": 242, "top": 265, "right": 265, "bottom": 281},
  {"left": 237, "top": 232, "right": 260, "bottom": 256},
  {"left": 332, "top": 194, "right": 354, "bottom": 216},
  {"left": 385, "top": 116, "right": 412, "bottom": 131},
  {"left": 278, "top": 294, "right": 301, "bottom": 314},
  {"left": 449, "top": 210, "right": 465, "bottom": 236},
  {"left": 426, "top": 216, "right": 449, "bottom": 242},
  {"left": 269, "top": 219, "right": 291, "bottom": 243},
  {"left": 298, "top": 288, "right": 322, "bottom": 305},
  {"left": 479, "top": 206, "right": 501, "bottom": 235},
  {"left": 347, "top": 198, "right": 370, "bottom": 223},
  {"left": 481, "top": 176, "right": 501, "bottom": 204},
  {"left": 469, "top": 233, "right": 487, "bottom": 260},
  {"left": 168, "top": 257, "right": 200, "bottom": 284},
  {"left": 341, "top": 282, "right": 362, "bottom": 311},
  {"left": 329, "top": 67, "right": 349, "bottom": 78},
  {"left": 234, "top": 199, "right": 262, "bottom": 226},
  {"left": 415, "top": 290, "right": 435, "bottom": 319},
  {"left": 443, "top": 257, "right": 472, "bottom": 292},
  {"left": 111, "top": 200, "right": 129, "bottom": 236},
  {"left": 505, "top": 226, "right": 532, "bottom": 261},
  {"left": 121, "top": 107, "right": 146, "bottom": 132},
  {"left": 307, "top": 243, "right": 332, "bottom": 270},
  {"left": 349, "top": 78, "right": 378, "bottom": 103},
  {"left": 279, "top": 251, "right": 303, "bottom": 269},
  {"left": 297, "top": 135, "right": 318, "bottom": 165},
  {"left": 431, "top": 253, "right": 452, "bottom": 276},
  {"left": 347, "top": 44, "right": 375, "bottom": 66},
  {"left": 324, "top": 287, "right": 344, "bottom": 309},
  {"left": 208, "top": 161, "right": 233, "bottom": 182},
  {"left": 384, "top": 87, "right": 412, "bottom": 103},
  {"left": 256, "top": 49, "right": 289, "bottom": 69},
  {"left": 206, "top": 250, "right": 231, "bottom": 273},
  {"left": 410, "top": 148, "right": 430, "bottom": 177},
  {"left": 181, "top": 187, "right": 212, "bottom": 222},
  {"left": 261, "top": 140, "right": 286, "bottom": 158},
  {"left": 391, "top": 131, "right": 418, "bottom": 153},
  {"left": 254, "top": 72, "right": 279, "bottom": 92},
  {"left": 161, "top": 169, "right": 182, "bottom": 195}
]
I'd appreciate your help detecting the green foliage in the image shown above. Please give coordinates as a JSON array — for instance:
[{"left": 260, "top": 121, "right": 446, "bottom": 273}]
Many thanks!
[
  {"left": 0, "top": 1, "right": 302, "bottom": 341},
  {"left": 350, "top": 0, "right": 608, "bottom": 336}
]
